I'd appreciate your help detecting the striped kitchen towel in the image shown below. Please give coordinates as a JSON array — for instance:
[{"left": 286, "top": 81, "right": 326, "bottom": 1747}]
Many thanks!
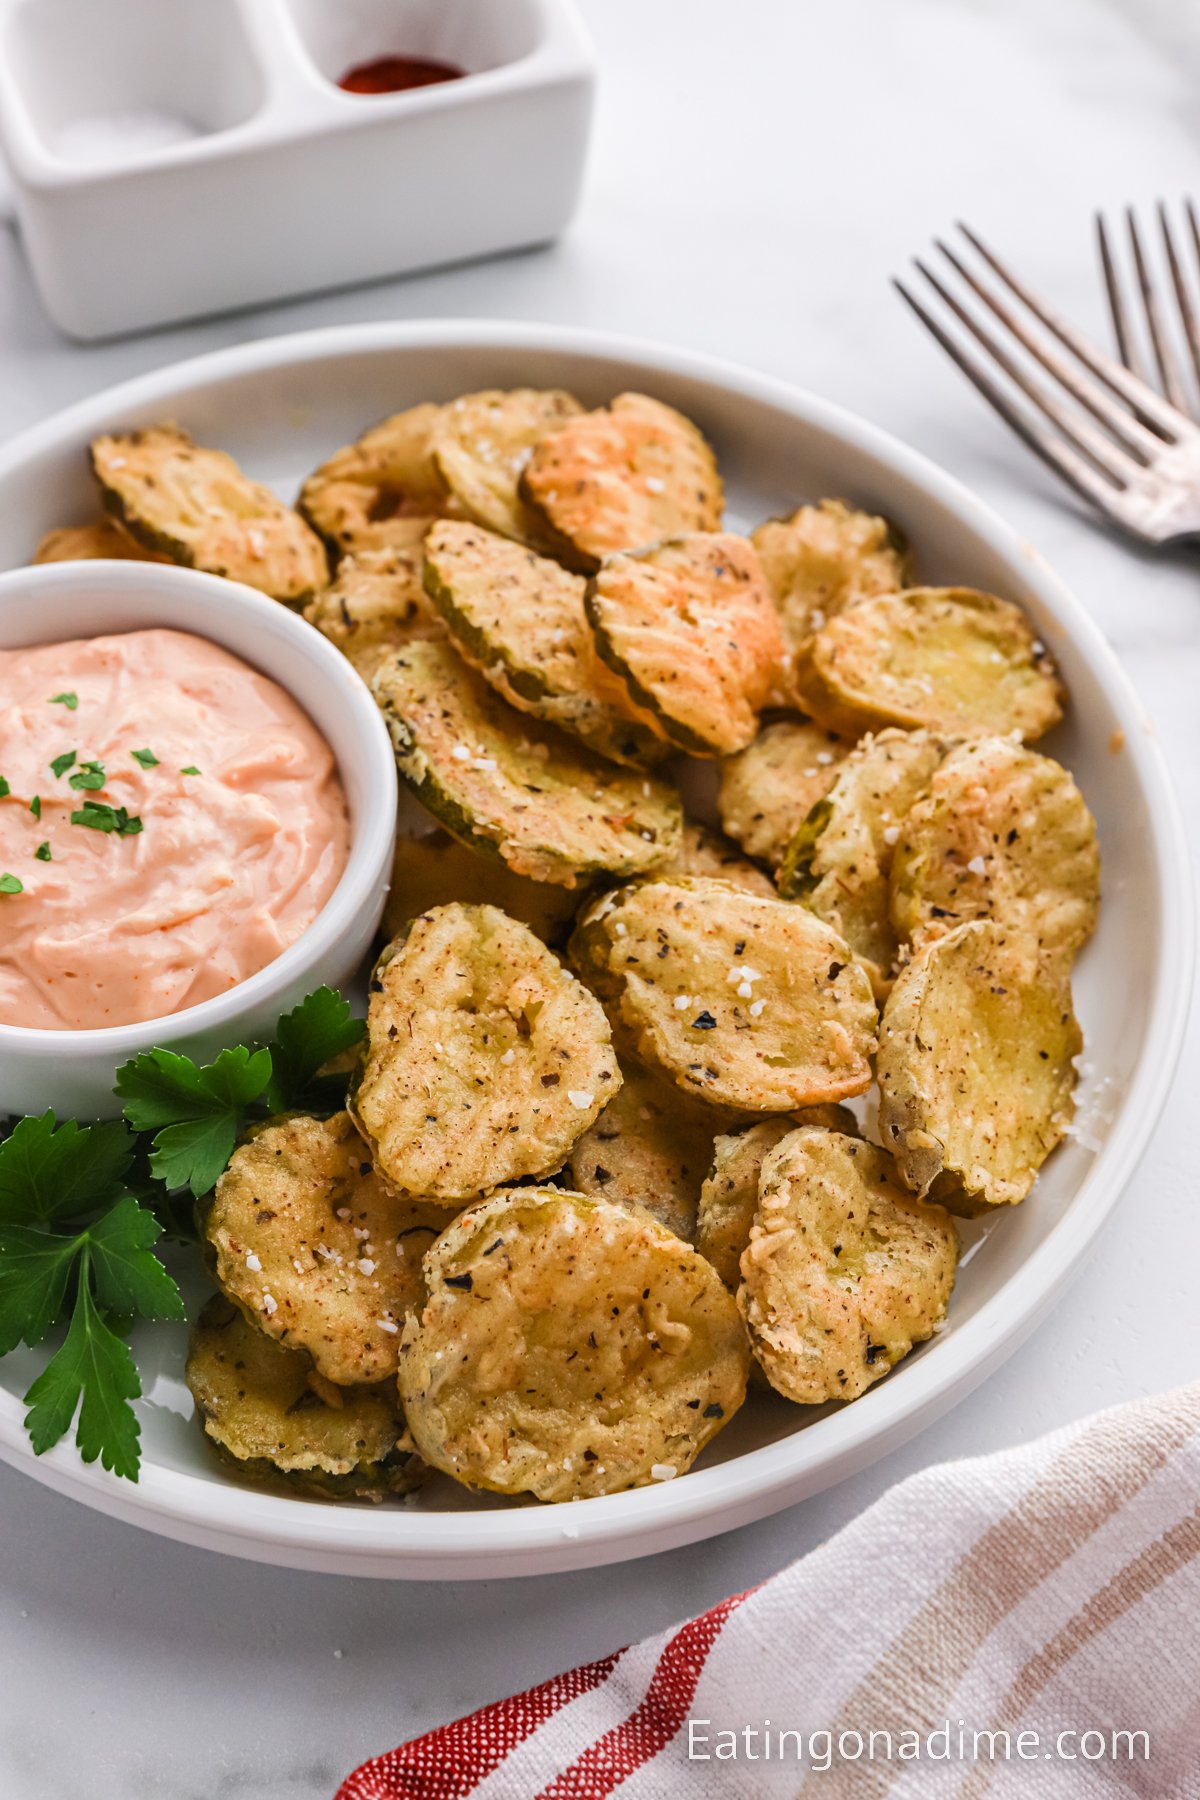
[{"left": 336, "top": 1383, "right": 1200, "bottom": 1798}]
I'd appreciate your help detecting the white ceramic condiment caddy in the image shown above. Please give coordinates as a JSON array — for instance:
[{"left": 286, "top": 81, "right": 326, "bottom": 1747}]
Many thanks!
[{"left": 0, "top": 0, "right": 595, "bottom": 339}]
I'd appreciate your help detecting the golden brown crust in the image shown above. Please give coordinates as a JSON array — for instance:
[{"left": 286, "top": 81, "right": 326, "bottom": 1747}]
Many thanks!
[
  {"left": 32, "top": 520, "right": 168, "bottom": 565},
  {"left": 717, "top": 718, "right": 852, "bottom": 868},
  {"left": 398, "top": 1187, "right": 749, "bottom": 1500},
  {"left": 520, "top": 392, "right": 724, "bottom": 571},
  {"left": 792, "top": 588, "right": 1064, "bottom": 741},
  {"left": 374, "top": 639, "right": 683, "bottom": 888},
  {"left": 350, "top": 904, "right": 619, "bottom": 1200},
  {"left": 752, "top": 498, "right": 910, "bottom": 660},
  {"left": 585, "top": 533, "right": 786, "bottom": 755},
  {"left": 304, "top": 541, "right": 444, "bottom": 680},
  {"left": 738, "top": 1129, "right": 958, "bottom": 1403},
  {"left": 889, "top": 736, "right": 1100, "bottom": 960},
  {"left": 91, "top": 425, "right": 329, "bottom": 604},
  {"left": 186, "top": 1297, "right": 422, "bottom": 1499},
  {"left": 384, "top": 828, "right": 584, "bottom": 948},
  {"left": 203, "top": 1112, "right": 439, "bottom": 1385},
  {"left": 431, "top": 389, "right": 582, "bottom": 545},
  {"left": 570, "top": 877, "right": 878, "bottom": 1111},
  {"left": 876, "top": 921, "right": 1081, "bottom": 1213},
  {"left": 297, "top": 404, "right": 450, "bottom": 557}
]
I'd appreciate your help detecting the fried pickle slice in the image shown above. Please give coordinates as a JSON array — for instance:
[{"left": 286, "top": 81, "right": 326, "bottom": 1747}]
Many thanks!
[
  {"left": 384, "top": 827, "right": 584, "bottom": 947},
  {"left": 779, "top": 728, "right": 949, "bottom": 995},
  {"left": 373, "top": 638, "right": 682, "bottom": 887},
  {"left": 186, "top": 1296, "right": 422, "bottom": 1500},
  {"left": 350, "top": 903, "right": 618, "bottom": 1200},
  {"left": 752, "top": 498, "right": 910, "bottom": 654},
  {"left": 520, "top": 392, "right": 723, "bottom": 572},
  {"left": 304, "top": 541, "right": 444, "bottom": 680},
  {"left": 877, "top": 920, "right": 1081, "bottom": 1214},
  {"left": 431, "top": 388, "right": 581, "bottom": 545},
  {"left": 398, "top": 1187, "right": 749, "bottom": 1501},
  {"left": 297, "top": 403, "right": 449, "bottom": 557},
  {"left": 91, "top": 424, "right": 329, "bottom": 604},
  {"left": 585, "top": 533, "right": 784, "bottom": 756},
  {"left": 422, "top": 519, "right": 665, "bottom": 764},
  {"left": 695, "top": 1107, "right": 858, "bottom": 1289},
  {"left": 738, "top": 1129, "right": 958, "bottom": 1403},
  {"left": 889, "top": 735, "right": 1100, "bottom": 959},
  {"left": 570, "top": 877, "right": 878, "bottom": 1110},
  {"left": 32, "top": 519, "right": 168, "bottom": 565},
  {"left": 717, "top": 717, "right": 851, "bottom": 868},
  {"left": 792, "top": 587, "right": 1063, "bottom": 741},
  {"left": 203, "top": 1112, "right": 441, "bottom": 1385}
]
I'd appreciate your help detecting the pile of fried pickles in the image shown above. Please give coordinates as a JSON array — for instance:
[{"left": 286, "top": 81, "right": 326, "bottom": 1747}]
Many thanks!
[{"left": 35, "top": 386, "right": 1099, "bottom": 1505}]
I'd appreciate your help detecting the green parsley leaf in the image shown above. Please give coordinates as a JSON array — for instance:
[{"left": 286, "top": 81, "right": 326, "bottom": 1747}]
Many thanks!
[
  {"left": 23, "top": 1278, "right": 141, "bottom": 1478},
  {"left": 86, "top": 1196, "right": 185, "bottom": 1323},
  {"left": 130, "top": 749, "right": 160, "bottom": 769},
  {"left": 0, "top": 1225, "right": 79, "bottom": 1355},
  {"left": 115, "top": 1045, "right": 273, "bottom": 1197},
  {"left": 35, "top": 843, "right": 51, "bottom": 862},
  {"left": 50, "top": 751, "right": 76, "bottom": 780},
  {"left": 266, "top": 986, "right": 366, "bottom": 1112},
  {"left": 0, "top": 1112, "right": 136, "bottom": 1228},
  {"left": 180, "top": 766, "right": 201, "bottom": 777},
  {"left": 71, "top": 802, "right": 143, "bottom": 837},
  {"left": 68, "top": 760, "right": 106, "bottom": 792},
  {"left": 30, "top": 795, "right": 41, "bottom": 819},
  {"left": 0, "top": 874, "right": 22, "bottom": 895},
  {"left": 0, "top": 777, "right": 9, "bottom": 799},
  {"left": 48, "top": 692, "right": 78, "bottom": 711}
]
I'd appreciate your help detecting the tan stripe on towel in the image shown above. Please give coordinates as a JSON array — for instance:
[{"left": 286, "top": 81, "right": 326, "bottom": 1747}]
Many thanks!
[
  {"left": 797, "top": 1385, "right": 1200, "bottom": 1799},
  {"left": 958, "top": 1504, "right": 1200, "bottom": 1800}
]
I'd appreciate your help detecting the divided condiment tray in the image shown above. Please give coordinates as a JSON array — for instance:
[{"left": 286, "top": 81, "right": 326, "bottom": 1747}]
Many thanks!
[{"left": 0, "top": 0, "right": 595, "bottom": 338}]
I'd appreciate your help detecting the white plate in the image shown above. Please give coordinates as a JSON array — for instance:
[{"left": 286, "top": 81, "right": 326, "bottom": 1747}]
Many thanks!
[{"left": 0, "top": 322, "right": 1190, "bottom": 1579}]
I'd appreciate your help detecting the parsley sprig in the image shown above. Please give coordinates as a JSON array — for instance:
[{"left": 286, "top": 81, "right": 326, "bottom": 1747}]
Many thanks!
[{"left": 0, "top": 987, "right": 365, "bottom": 1481}]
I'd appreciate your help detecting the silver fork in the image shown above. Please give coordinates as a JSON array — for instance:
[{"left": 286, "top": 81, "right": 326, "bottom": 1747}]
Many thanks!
[{"left": 896, "top": 208, "right": 1200, "bottom": 546}]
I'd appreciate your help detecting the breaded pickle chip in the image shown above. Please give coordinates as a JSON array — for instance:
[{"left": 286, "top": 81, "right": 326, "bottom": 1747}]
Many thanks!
[
  {"left": 373, "top": 639, "right": 682, "bottom": 887},
  {"left": 90, "top": 425, "right": 329, "bottom": 604},
  {"left": 520, "top": 392, "right": 724, "bottom": 572},
  {"left": 297, "top": 403, "right": 449, "bottom": 556},
  {"left": 570, "top": 877, "right": 878, "bottom": 1110},
  {"left": 717, "top": 718, "right": 851, "bottom": 868},
  {"left": 398, "top": 1187, "right": 749, "bottom": 1500},
  {"left": 431, "top": 388, "right": 581, "bottom": 545},
  {"left": 657, "top": 822, "right": 776, "bottom": 897},
  {"left": 877, "top": 921, "right": 1081, "bottom": 1213},
  {"left": 304, "top": 542, "right": 444, "bottom": 680},
  {"left": 779, "top": 729, "right": 949, "bottom": 994},
  {"left": 698, "top": 1107, "right": 859, "bottom": 1286},
  {"left": 422, "top": 520, "right": 665, "bottom": 765},
  {"left": 565, "top": 1058, "right": 734, "bottom": 1240},
  {"left": 752, "top": 499, "right": 911, "bottom": 655},
  {"left": 384, "top": 827, "right": 583, "bottom": 947},
  {"left": 889, "top": 736, "right": 1100, "bottom": 959},
  {"left": 204, "top": 1112, "right": 441, "bottom": 1385},
  {"left": 351, "top": 904, "right": 618, "bottom": 1200},
  {"left": 585, "top": 533, "right": 785, "bottom": 756},
  {"left": 793, "top": 588, "right": 1063, "bottom": 742},
  {"left": 186, "top": 1298, "right": 422, "bottom": 1500},
  {"left": 739, "top": 1130, "right": 958, "bottom": 1404},
  {"left": 33, "top": 519, "right": 167, "bottom": 565}
]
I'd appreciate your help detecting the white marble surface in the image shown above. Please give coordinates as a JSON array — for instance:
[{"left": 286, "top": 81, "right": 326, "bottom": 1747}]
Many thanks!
[{"left": 1, "top": 1, "right": 1199, "bottom": 1794}]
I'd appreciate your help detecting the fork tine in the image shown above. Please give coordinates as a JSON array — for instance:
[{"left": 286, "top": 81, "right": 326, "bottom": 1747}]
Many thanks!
[
  {"left": 911, "top": 258, "right": 1137, "bottom": 485},
  {"left": 892, "top": 278, "right": 1130, "bottom": 519},
  {"left": 957, "top": 221, "right": 1191, "bottom": 442},
  {"left": 1126, "top": 206, "right": 1190, "bottom": 414},
  {"left": 1097, "top": 213, "right": 1152, "bottom": 385},
  {"left": 935, "top": 236, "right": 1158, "bottom": 463},
  {"left": 1158, "top": 201, "right": 1200, "bottom": 403}
]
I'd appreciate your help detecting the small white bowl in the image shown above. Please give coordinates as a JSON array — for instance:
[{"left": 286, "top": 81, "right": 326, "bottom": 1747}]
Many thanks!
[{"left": 0, "top": 561, "right": 397, "bottom": 1119}]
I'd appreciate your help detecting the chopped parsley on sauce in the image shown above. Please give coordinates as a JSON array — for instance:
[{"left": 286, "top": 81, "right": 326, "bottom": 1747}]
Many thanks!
[
  {"left": 48, "top": 692, "right": 78, "bottom": 711},
  {"left": 180, "top": 766, "right": 201, "bottom": 776},
  {"left": 50, "top": 751, "right": 76, "bottom": 780},
  {"left": 0, "top": 777, "right": 9, "bottom": 799},
  {"left": 131, "top": 748, "right": 160, "bottom": 769},
  {"left": 35, "top": 842, "right": 51, "bottom": 862},
  {"left": 0, "top": 874, "right": 23, "bottom": 895},
  {"left": 68, "top": 760, "right": 106, "bottom": 793},
  {"left": 29, "top": 796, "right": 41, "bottom": 819},
  {"left": 71, "top": 802, "right": 143, "bottom": 837}
]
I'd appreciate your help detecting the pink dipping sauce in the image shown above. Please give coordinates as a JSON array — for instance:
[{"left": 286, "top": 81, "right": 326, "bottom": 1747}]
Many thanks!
[{"left": 0, "top": 628, "right": 350, "bottom": 1031}]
